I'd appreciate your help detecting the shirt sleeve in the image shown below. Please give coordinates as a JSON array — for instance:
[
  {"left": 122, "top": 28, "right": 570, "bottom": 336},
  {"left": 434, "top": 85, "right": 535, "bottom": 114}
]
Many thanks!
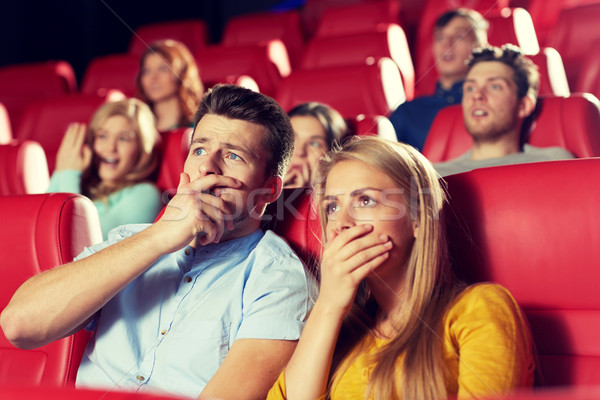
[
  {"left": 101, "top": 183, "right": 163, "bottom": 238},
  {"left": 236, "top": 238, "right": 317, "bottom": 341},
  {"left": 446, "top": 283, "right": 535, "bottom": 399},
  {"left": 47, "top": 169, "right": 82, "bottom": 194}
]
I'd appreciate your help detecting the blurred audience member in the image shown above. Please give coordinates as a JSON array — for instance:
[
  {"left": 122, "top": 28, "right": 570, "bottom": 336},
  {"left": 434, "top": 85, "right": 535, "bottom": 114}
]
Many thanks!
[
  {"left": 137, "top": 39, "right": 203, "bottom": 131},
  {"left": 435, "top": 45, "right": 574, "bottom": 177},
  {"left": 390, "top": 9, "right": 488, "bottom": 151},
  {"left": 284, "top": 102, "right": 347, "bottom": 187},
  {"left": 49, "top": 98, "right": 162, "bottom": 239}
]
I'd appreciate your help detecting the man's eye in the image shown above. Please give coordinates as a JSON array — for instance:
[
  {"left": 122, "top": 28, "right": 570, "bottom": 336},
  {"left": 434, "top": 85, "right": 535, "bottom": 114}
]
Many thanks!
[
  {"left": 228, "top": 152, "right": 242, "bottom": 161},
  {"left": 194, "top": 148, "right": 207, "bottom": 156}
]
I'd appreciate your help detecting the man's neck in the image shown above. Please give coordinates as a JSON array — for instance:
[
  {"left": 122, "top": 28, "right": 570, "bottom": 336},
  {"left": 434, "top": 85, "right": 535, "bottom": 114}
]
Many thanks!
[
  {"left": 470, "top": 135, "right": 521, "bottom": 161},
  {"left": 438, "top": 75, "right": 462, "bottom": 90}
]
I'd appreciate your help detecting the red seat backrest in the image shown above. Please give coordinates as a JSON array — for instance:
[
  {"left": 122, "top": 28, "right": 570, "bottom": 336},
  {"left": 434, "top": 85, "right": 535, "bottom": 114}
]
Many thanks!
[
  {"left": 548, "top": 3, "right": 600, "bottom": 90},
  {"left": 155, "top": 127, "right": 192, "bottom": 196},
  {"left": 128, "top": 19, "right": 208, "bottom": 57},
  {"left": 444, "top": 159, "right": 600, "bottom": 386},
  {"left": 0, "top": 61, "right": 77, "bottom": 133},
  {"left": 313, "top": 0, "right": 401, "bottom": 38},
  {"left": 300, "top": 24, "right": 414, "bottom": 100},
  {"left": 15, "top": 93, "right": 122, "bottom": 173},
  {"left": 348, "top": 114, "right": 397, "bottom": 141},
  {"left": 276, "top": 58, "right": 405, "bottom": 118},
  {"left": 576, "top": 38, "right": 600, "bottom": 100},
  {"left": 222, "top": 10, "right": 305, "bottom": 68},
  {"left": 422, "top": 94, "right": 600, "bottom": 162},
  {"left": 529, "top": 48, "right": 570, "bottom": 97},
  {"left": 0, "top": 141, "right": 49, "bottom": 195},
  {"left": 81, "top": 54, "right": 140, "bottom": 97},
  {"left": 0, "top": 103, "right": 12, "bottom": 145},
  {"left": 0, "top": 383, "right": 189, "bottom": 399},
  {"left": 0, "top": 193, "right": 102, "bottom": 387},
  {"left": 196, "top": 41, "right": 290, "bottom": 97}
]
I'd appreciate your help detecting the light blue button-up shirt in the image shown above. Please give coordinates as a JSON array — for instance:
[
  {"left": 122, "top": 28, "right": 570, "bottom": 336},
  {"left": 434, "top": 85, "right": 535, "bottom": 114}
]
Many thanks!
[{"left": 75, "top": 224, "right": 316, "bottom": 398}]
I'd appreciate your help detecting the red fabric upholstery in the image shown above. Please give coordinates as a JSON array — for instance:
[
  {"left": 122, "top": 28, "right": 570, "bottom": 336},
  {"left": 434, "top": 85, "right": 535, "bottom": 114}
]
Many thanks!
[
  {"left": 0, "top": 384, "right": 188, "bottom": 399},
  {"left": 155, "top": 127, "right": 192, "bottom": 195},
  {"left": 548, "top": 3, "right": 600, "bottom": 89},
  {"left": 222, "top": 10, "right": 304, "bottom": 68},
  {"left": 276, "top": 58, "right": 405, "bottom": 118},
  {"left": 0, "top": 61, "right": 77, "bottom": 133},
  {"left": 422, "top": 94, "right": 600, "bottom": 162},
  {"left": 444, "top": 158, "right": 600, "bottom": 386},
  {"left": 348, "top": 114, "right": 397, "bottom": 141},
  {"left": 576, "top": 38, "right": 600, "bottom": 100},
  {"left": 15, "top": 93, "right": 122, "bottom": 173},
  {"left": 196, "top": 41, "right": 290, "bottom": 96},
  {"left": 0, "top": 141, "right": 49, "bottom": 195},
  {"left": 0, "top": 193, "right": 102, "bottom": 387},
  {"left": 0, "top": 102, "right": 12, "bottom": 145},
  {"left": 313, "top": 0, "right": 401, "bottom": 38},
  {"left": 300, "top": 24, "right": 415, "bottom": 100},
  {"left": 128, "top": 19, "right": 208, "bottom": 57},
  {"left": 529, "top": 48, "right": 570, "bottom": 97},
  {"left": 81, "top": 54, "right": 140, "bottom": 97}
]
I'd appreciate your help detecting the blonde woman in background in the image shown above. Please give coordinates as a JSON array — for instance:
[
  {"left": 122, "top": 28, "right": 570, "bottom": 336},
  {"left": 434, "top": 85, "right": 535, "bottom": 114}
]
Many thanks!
[
  {"left": 49, "top": 98, "right": 162, "bottom": 239},
  {"left": 269, "top": 136, "right": 535, "bottom": 399}
]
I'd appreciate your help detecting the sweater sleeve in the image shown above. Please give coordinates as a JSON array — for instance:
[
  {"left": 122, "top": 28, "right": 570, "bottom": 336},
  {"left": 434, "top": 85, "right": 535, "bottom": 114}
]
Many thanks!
[
  {"left": 445, "top": 283, "right": 535, "bottom": 399},
  {"left": 46, "top": 169, "right": 83, "bottom": 194},
  {"left": 98, "top": 182, "right": 163, "bottom": 239}
]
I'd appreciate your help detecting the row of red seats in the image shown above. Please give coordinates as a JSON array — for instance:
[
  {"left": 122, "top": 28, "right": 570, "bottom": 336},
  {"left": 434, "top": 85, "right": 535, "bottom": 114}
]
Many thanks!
[{"left": 1, "top": 156, "right": 599, "bottom": 393}]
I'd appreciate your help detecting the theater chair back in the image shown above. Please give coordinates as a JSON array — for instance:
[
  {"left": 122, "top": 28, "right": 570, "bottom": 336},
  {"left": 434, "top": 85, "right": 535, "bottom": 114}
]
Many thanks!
[
  {"left": 444, "top": 159, "right": 600, "bottom": 386},
  {"left": 0, "top": 193, "right": 102, "bottom": 387},
  {"left": 0, "top": 141, "right": 49, "bottom": 195},
  {"left": 423, "top": 94, "right": 600, "bottom": 162},
  {"left": 155, "top": 127, "right": 192, "bottom": 196}
]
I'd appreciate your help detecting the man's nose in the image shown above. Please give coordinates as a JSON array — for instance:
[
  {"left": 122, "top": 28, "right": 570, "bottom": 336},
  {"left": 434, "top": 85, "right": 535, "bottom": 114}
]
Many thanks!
[{"left": 199, "top": 153, "right": 222, "bottom": 176}]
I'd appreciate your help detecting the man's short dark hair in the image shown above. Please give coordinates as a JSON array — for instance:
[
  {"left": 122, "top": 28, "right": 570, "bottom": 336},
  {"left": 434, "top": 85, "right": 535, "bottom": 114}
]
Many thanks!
[
  {"left": 434, "top": 8, "right": 489, "bottom": 46},
  {"left": 467, "top": 44, "right": 540, "bottom": 99},
  {"left": 194, "top": 84, "right": 294, "bottom": 178}
]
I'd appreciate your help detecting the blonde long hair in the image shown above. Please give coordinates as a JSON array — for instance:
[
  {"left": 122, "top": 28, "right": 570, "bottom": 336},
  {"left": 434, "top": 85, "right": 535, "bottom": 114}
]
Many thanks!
[
  {"left": 314, "top": 137, "right": 461, "bottom": 399},
  {"left": 82, "top": 98, "right": 161, "bottom": 200}
]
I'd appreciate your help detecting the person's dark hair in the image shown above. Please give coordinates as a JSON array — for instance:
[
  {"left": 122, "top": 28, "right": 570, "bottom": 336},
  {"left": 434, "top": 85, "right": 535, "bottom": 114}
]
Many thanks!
[
  {"left": 434, "top": 8, "right": 489, "bottom": 46},
  {"left": 193, "top": 84, "right": 294, "bottom": 178},
  {"left": 467, "top": 44, "right": 540, "bottom": 99},
  {"left": 288, "top": 102, "right": 348, "bottom": 149}
]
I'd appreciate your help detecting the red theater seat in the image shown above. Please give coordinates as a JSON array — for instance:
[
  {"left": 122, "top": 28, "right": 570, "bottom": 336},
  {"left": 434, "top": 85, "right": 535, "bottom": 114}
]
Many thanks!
[
  {"left": 196, "top": 41, "right": 290, "bottom": 96},
  {"left": 0, "top": 193, "right": 102, "bottom": 387},
  {"left": 81, "top": 54, "right": 139, "bottom": 97},
  {"left": 222, "top": 10, "right": 304, "bottom": 68},
  {"left": 276, "top": 58, "right": 405, "bottom": 118},
  {"left": 16, "top": 92, "right": 124, "bottom": 173},
  {"left": 444, "top": 158, "right": 600, "bottom": 386},
  {"left": 128, "top": 19, "right": 208, "bottom": 57},
  {"left": 348, "top": 114, "right": 397, "bottom": 141},
  {"left": 0, "top": 141, "right": 49, "bottom": 195},
  {"left": 313, "top": 0, "right": 401, "bottom": 38},
  {"left": 530, "top": 48, "right": 570, "bottom": 97},
  {"left": 0, "top": 61, "right": 77, "bottom": 133},
  {"left": 548, "top": 3, "right": 600, "bottom": 90},
  {"left": 576, "top": 38, "right": 600, "bottom": 101},
  {"left": 0, "top": 384, "right": 189, "bottom": 399},
  {"left": 422, "top": 94, "right": 600, "bottom": 162},
  {"left": 300, "top": 24, "right": 415, "bottom": 100}
]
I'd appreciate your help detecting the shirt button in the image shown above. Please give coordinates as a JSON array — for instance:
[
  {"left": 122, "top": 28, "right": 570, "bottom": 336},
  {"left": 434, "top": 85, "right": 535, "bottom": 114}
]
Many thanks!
[
  {"left": 184, "top": 248, "right": 191, "bottom": 256},
  {"left": 184, "top": 276, "right": 192, "bottom": 283},
  {"left": 136, "top": 375, "right": 145, "bottom": 381},
  {"left": 161, "top": 329, "right": 167, "bottom": 335}
]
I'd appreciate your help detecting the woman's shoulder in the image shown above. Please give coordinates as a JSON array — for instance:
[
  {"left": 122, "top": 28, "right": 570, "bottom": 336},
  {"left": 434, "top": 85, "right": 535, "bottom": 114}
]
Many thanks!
[{"left": 445, "top": 283, "right": 523, "bottom": 325}]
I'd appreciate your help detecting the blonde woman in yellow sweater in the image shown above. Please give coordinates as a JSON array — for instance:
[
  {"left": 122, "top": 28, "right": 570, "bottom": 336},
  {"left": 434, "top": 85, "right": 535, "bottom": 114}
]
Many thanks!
[{"left": 268, "top": 137, "right": 535, "bottom": 400}]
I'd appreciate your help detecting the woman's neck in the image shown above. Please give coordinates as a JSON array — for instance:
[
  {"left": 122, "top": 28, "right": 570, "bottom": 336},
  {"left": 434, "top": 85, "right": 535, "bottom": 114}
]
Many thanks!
[
  {"left": 367, "top": 273, "right": 407, "bottom": 339},
  {"left": 153, "top": 96, "right": 182, "bottom": 131}
]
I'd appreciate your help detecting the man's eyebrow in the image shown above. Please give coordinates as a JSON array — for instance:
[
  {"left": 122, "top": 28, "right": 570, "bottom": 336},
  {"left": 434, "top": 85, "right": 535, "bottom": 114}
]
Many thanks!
[{"left": 189, "top": 137, "right": 255, "bottom": 158}]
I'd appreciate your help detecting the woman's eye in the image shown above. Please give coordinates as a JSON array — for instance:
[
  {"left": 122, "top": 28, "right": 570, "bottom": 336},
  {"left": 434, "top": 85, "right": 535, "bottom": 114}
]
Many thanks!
[
  {"left": 309, "top": 140, "right": 324, "bottom": 148},
  {"left": 324, "top": 202, "right": 338, "bottom": 216},
  {"left": 357, "top": 195, "right": 376, "bottom": 207},
  {"left": 119, "top": 136, "right": 134, "bottom": 143},
  {"left": 193, "top": 147, "right": 207, "bottom": 156}
]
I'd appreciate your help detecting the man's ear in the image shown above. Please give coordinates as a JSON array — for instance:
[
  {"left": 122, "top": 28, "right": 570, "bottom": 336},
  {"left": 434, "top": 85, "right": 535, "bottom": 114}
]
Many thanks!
[
  {"left": 518, "top": 94, "right": 536, "bottom": 119},
  {"left": 263, "top": 175, "right": 283, "bottom": 204}
]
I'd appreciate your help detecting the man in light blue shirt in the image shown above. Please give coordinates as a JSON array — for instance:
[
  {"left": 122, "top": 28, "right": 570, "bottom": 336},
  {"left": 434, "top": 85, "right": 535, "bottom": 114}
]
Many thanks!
[{"left": 1, "top": 84, "right": 316, "bottom": 399}]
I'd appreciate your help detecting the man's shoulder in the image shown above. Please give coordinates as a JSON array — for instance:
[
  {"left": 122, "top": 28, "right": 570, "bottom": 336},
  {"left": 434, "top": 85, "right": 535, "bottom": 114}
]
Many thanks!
[
  {"left": 523, "top": 144, "right": 575, "bottom": 160},
  {"left": 75, "top": 224, "right": 152, "bottom": 260},
  {"left": 252, "top": 230, "right": 301, "bottom": 260}
]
